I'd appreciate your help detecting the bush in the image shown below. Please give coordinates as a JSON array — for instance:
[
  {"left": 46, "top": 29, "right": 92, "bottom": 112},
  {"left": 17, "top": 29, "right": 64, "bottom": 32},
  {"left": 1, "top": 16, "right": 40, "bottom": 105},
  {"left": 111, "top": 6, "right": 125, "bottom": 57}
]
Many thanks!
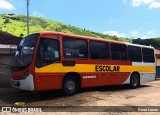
[
  {"left": 20, "top": 33, "right": 24, "bottom": 37},
  {"left": 4, "top": 18, "right": 9, "bottom": 24}
]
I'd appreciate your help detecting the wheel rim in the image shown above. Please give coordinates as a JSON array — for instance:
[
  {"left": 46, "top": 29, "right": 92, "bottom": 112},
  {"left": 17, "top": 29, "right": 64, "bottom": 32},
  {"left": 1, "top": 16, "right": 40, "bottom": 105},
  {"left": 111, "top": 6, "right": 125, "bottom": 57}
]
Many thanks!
[
  {"left": 132, "top": 76, "right": 138, "bottom": 86},
  {"left": 65, "top": 81, "right": 75, "bottom": 93}
]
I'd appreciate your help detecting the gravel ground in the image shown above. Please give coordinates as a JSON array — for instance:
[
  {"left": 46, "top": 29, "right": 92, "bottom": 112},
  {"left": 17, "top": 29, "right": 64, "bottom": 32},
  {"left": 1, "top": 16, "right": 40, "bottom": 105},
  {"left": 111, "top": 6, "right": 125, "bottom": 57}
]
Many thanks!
[{"left": 0, "top": 78, "right": 160, "bottom": 114}]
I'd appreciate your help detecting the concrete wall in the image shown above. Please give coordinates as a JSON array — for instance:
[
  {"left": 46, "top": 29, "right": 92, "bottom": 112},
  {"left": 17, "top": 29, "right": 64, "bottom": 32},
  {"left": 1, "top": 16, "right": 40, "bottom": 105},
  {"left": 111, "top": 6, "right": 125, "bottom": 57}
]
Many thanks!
[{"left": 0, "top": 54, "right": 13, "bottom": 88}]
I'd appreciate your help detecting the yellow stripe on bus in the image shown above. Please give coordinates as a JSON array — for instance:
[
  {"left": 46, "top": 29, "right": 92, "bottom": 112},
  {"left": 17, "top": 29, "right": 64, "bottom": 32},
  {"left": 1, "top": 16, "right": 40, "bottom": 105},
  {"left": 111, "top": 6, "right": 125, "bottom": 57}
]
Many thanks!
[{"left": 35, "top": 64, "right": 155, "bottom": 73}]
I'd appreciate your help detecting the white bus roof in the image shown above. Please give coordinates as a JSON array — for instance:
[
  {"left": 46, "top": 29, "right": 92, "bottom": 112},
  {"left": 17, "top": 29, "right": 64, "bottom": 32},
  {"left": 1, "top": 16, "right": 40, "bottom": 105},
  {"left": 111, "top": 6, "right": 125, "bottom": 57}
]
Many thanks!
[{"left": 125, "top": 42, "right": 154, "bottom": 49}]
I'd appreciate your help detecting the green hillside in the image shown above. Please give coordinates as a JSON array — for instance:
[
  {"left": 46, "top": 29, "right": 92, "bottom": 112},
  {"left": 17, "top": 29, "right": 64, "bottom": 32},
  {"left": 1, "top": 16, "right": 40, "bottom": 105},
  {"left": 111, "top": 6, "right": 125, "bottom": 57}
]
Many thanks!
[
  {"left": 133, "top": 38, "right": 160, "bottom": 49},
  {"left": 0, "top": 14, "right": 131, "bottom": 42}
]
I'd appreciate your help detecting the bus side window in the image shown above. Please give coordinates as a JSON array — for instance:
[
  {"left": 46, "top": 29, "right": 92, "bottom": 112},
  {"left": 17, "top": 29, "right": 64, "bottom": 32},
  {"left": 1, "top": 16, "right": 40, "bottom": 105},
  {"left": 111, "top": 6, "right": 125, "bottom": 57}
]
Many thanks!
[
  {"left": 89, "top": 40, "right": 110, "bottom": 60},
  {"left": 36, "top": 38, "right": 60, "bottom": 68},
  {"left": 63, "top": 37, "right": 88, "bottom": 59},
  {"left": 142, "top": 48, "right": 155, "bottom": 63},
  {"left": 111, "top": 43, "right": 127, "bottom": 61},
  {"left": 128, "top": 46, "right": 142, "bottom": 62}
]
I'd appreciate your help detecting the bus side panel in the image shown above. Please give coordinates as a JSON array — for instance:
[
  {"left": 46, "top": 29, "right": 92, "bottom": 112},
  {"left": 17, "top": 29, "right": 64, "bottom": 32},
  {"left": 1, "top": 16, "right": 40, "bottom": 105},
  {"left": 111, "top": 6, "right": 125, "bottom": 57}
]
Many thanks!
[
  {"left": 81, "top": 72, "right": 130, "bottom": 87},
  {"left": 34, "top": 63, "right": 133, "bottom": 90},
  {"left": 34, "top": 72, "right": 130, "bottom": 90},
  {"left": 123, "top": 62, "right": 156, "bottom": 84},
  {"left": 140, "top": 72, "right": 155, "bottom": 83},
  {"left": 132, "top": 62, "right": 156, "bottom": 83},
  {"left": 34, "top": 73, "right": 64, "bottom": 91}
]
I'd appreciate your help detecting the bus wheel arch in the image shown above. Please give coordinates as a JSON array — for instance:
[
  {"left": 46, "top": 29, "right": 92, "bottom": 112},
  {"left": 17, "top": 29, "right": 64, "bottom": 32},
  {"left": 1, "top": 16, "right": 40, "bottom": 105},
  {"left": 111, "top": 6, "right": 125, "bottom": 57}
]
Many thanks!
[
  {"left": 62, "top": 72, "right": 81, "bottom": 96},
  {"left": 130, "top": 72, "right": 140, "bottom": 89}
]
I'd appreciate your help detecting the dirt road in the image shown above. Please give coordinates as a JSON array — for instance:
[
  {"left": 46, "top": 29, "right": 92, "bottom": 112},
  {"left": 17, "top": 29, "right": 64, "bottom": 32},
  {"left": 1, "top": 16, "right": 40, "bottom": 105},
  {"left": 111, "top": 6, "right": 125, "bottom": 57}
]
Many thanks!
[{"left": 0, "top": 79, "right": 160, "bottom": 113}]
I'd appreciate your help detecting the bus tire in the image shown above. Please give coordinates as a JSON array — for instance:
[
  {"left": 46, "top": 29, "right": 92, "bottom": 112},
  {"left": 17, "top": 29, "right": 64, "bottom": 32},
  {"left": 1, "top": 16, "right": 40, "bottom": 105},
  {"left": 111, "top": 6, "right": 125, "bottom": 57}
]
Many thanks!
[
  {"left": 130, "top": 73, "right": 140, "bottom": 89},
  {"left": 62, "top": 76, "right": 79, "bottom": 96}
]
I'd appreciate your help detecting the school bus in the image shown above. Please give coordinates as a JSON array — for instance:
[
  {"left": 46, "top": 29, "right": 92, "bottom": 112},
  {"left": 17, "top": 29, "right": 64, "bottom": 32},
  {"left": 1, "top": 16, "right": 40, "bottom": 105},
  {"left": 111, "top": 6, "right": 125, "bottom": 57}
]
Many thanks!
[{"left": 11, "top": 31, "right": 156, "bottom": 96}]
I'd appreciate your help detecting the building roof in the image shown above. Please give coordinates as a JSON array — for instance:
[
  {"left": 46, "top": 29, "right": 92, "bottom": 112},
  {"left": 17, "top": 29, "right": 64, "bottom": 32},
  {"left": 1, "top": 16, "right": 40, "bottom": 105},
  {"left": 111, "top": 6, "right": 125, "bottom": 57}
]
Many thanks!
[
  {"left": 0, "top": 31, "right": 22, "bottom": 54},
  {"left": 0, "top": 31, "right": 22, "bottom": 45}
]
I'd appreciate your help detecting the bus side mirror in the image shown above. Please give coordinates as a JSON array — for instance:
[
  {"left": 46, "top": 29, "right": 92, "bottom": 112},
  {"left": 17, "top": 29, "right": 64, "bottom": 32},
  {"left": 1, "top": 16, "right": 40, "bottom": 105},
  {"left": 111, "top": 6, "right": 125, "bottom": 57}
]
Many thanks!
[{"left": 17, "top": 38, "right": 25, "bottom": 51}]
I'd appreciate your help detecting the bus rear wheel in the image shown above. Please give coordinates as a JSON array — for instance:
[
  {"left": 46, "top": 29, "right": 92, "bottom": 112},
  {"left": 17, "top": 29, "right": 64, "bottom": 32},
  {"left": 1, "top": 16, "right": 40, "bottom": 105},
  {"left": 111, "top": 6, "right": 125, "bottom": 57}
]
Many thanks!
[
  {"left": 130, "top": 73, "right": 140, "bottom": 89},
  {"left": 62, "top": 76, "right": 79, "bottom": 96}
]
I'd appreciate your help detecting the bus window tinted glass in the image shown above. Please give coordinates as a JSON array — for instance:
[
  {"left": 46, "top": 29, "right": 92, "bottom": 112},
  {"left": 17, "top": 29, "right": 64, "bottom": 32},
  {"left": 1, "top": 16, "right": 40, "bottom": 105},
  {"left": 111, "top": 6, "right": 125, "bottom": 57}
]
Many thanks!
[
  {"left": 111, "top": 43, "right": 127, "bottom": 60},
  {"left": 128, "top": 46, "right": 142, "bottom": 62},
  {"left": 142, "top": 48, "right": 155, "bottom": 63},
  {"left": 89, "top": 41, "right": 110, "bottom": 60},
  {"left": 63, "top": 37, "right": 88, "bottom": 59},
  {"left": 36, "top": 38, "right": 60, "bottom": 67}
]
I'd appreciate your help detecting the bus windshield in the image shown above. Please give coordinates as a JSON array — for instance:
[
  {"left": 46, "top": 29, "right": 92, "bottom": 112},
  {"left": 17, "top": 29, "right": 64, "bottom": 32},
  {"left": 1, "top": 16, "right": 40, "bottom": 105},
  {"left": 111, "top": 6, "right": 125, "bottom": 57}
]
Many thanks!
[{"left": 15, "top": 33, "right": 39, "bottom": 67}]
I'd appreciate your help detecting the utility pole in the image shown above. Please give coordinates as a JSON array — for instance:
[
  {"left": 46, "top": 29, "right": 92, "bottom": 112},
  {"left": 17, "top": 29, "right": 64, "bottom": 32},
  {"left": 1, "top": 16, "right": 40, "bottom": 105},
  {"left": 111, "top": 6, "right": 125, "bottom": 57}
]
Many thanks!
[{"left": 27, "top": 0, "right": 30, "bottom": 35}]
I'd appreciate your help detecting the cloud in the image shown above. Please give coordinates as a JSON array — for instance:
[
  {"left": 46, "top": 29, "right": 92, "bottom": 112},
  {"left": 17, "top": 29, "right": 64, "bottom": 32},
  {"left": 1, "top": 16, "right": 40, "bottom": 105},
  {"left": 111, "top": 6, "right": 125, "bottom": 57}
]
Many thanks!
[
  {"left": 131, "top": 31, "right": 139, "bottom": 36},
  {"left": 149, "top": 1, "right": 160, "bottom": 9},
  {"left": 132, "top": 0, "right": 154, "bottom": 7},
  {"left": 32, "top": 11, "right": 44, "bottom": 17},
  {"left": 132, "top": 0, "right": 160, "bottom": 9},
  {"left": 141, "top": 36, "right": 148, "bottom": 39},
  {"left": 141, "top": 31, "right": 154, "bottom": 39},
  {"left": 103, "top": 31, "right": 125, "bottom": 37},
  {"left": 132, "top": 0, "right": 143, "bottom": 7},
  {"left": 147, "top": 30, "right": 154, "bottom": 35},
  {"left": 0, "top": 0, "right": 15, "bottom": 10},
  {"left": 143, "top": 0, "right": 155, "bottom": 4}
]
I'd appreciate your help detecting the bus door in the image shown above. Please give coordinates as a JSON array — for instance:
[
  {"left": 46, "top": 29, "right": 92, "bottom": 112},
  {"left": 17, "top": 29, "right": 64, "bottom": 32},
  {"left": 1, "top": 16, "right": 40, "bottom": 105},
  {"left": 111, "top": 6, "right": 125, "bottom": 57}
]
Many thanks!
[{"left": 34, "top": 35, "right": 61, "bottom": 91}]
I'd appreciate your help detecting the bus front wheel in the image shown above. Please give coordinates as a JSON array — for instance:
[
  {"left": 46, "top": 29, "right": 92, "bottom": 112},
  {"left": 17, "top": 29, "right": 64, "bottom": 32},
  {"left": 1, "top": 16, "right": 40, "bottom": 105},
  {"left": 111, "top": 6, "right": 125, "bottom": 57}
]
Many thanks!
[
  {"left": 130, "top": 73, "right": 140, "bottom": 89},
  {"left": 62, "top": 76, "right": 79, "bottom": 96}
]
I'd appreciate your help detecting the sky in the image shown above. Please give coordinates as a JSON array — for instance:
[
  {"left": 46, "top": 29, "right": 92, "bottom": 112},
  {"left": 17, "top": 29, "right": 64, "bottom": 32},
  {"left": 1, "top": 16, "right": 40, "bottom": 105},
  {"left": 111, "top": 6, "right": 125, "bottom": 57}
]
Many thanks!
[{"left": 0, "top": 0, "right": 160, "bottom": 39}]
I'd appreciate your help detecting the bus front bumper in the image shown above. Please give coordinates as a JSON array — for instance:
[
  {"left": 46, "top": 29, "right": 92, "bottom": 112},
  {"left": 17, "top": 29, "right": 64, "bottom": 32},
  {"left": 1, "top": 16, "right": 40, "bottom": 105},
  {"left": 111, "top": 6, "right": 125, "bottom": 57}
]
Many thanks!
[{"left": 11, "top": 74, "right": 35, "bottom": 91}]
